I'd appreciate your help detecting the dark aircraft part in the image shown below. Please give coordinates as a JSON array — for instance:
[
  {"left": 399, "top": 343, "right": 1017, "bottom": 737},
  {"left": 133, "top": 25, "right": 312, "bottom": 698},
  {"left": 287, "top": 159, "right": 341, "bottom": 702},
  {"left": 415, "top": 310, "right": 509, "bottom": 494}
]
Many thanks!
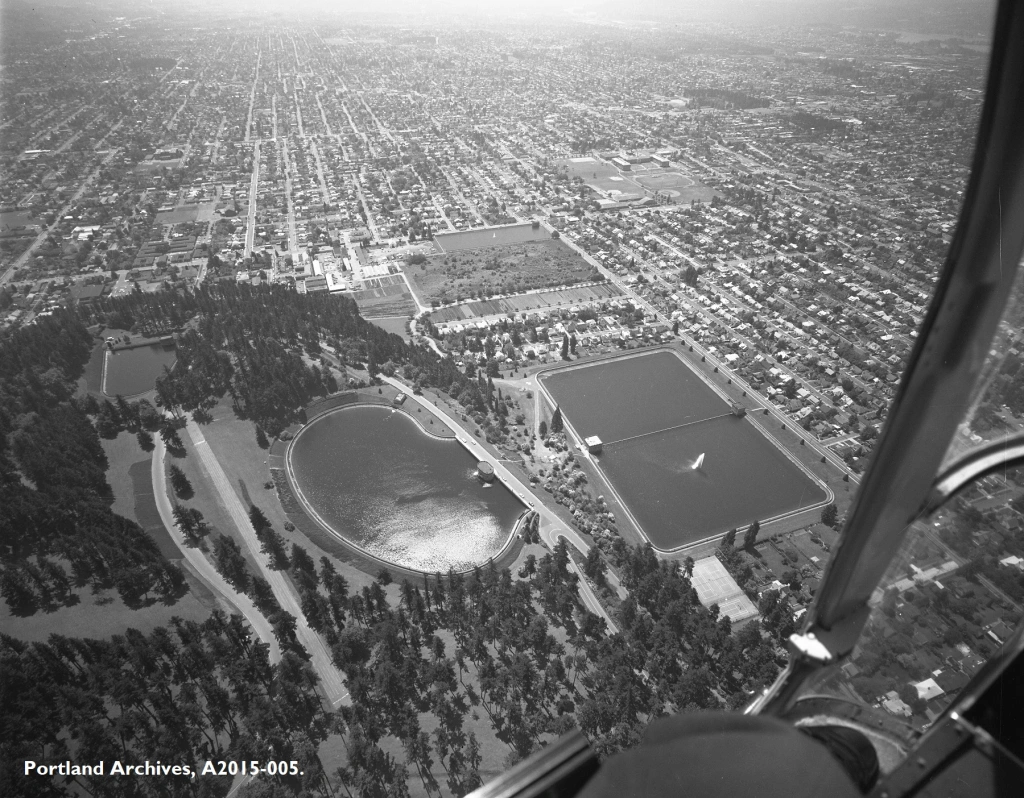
[
  {"left": 749, "top": 0, "right": 1024, "bottom": 717},
  {"left": 465, "top": 729, "right": 598, "bottom": 798}
]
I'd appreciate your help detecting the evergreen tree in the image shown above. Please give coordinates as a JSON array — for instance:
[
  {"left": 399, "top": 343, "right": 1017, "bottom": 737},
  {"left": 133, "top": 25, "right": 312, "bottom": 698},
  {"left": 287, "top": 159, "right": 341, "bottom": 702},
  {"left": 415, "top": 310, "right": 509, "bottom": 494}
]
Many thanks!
[
  {"left": 255, "top": 425, "right": 269, "bottom": 449},
  {"left": 169, "top": 463, "right": 192, "bottom": 498},
  {"left": 583, "top": 547, "right": 606, "bottom": 586},
  {"left": 550, "top": 406, "right": 564, "bottom": 434},
  {"left": 249, "top": 504, "right": 271, "bottom": 532},
  {"left": 136, "top": 428, "right": 154, "bottom": 450},
  {"left": 821, "top": 502, "right": 839, "bottom": 527},
  {"left": 159, "top": 421, "right": 183, "bottom": 451},
  {"left": 743, "top": 520, "right": 761, "bottom": 550},
  {"left": 212, "top": 534, "right": 250, "bottom": 591}
]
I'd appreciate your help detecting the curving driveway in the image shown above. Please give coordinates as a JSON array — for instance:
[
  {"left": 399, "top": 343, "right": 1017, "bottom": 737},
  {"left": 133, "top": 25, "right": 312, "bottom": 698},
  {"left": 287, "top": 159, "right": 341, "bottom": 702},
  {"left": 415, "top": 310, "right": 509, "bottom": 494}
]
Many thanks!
[{"left": 152, "top": 436, "right": 281, "bottom": 662}]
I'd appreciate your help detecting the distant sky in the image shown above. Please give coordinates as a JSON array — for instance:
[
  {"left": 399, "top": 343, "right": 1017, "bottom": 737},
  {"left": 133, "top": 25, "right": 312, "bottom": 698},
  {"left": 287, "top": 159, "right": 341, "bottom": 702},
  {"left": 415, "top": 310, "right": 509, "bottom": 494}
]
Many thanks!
[{"left": 1, "top": 0, "right": 998, "bottom": 37}]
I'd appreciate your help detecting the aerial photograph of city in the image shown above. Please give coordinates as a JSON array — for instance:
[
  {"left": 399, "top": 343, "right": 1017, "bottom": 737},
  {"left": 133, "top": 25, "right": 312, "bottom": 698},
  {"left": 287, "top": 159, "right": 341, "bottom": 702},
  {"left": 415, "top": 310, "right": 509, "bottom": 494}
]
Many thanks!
[{"left": 4, "top": 0, "right": 1024, "bottom": 796}]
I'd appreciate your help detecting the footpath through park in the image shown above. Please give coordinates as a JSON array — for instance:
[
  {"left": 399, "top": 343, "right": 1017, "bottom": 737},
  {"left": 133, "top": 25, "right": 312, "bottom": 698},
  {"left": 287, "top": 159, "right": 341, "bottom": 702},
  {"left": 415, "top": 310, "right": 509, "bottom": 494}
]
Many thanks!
[
  {"left": 181, "top": 419, "right": 350, "bottom": 708},
  {"left": 151, "top": 436, "right": 281, "bottom": 662}
]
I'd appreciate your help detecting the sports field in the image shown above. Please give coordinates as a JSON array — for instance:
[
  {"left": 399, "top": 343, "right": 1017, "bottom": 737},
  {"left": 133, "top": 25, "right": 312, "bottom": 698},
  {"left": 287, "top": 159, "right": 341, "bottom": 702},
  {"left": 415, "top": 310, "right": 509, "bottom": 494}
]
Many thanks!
[
  {"left": 690, "top": 556, "right": 759, "bottom": 622},
  {"left": 557, "top": 156, "right": 716, "bottom": 204},
  {"left": 540, "top": 349, "right": 828, "bottom": 549}
]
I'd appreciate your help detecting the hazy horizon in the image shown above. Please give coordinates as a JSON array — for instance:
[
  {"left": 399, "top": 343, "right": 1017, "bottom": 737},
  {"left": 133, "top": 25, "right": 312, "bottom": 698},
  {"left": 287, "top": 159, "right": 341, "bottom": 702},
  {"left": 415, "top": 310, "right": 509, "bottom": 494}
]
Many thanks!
[{"left": 0, "top": 0, "right": 998, "bottom": 37}]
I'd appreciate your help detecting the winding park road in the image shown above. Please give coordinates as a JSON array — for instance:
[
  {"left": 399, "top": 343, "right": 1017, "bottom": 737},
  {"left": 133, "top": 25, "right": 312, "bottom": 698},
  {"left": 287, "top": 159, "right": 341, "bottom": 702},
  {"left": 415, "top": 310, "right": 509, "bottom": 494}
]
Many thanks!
[
  {"left": 378, "top": 376, "right": 621, "bottom": 634},
  {"left": 179, "top": 420, "right": 350, "bottom": 707},
  {"left": 151, "top": 437, "right": 281, "bottom": 662}
]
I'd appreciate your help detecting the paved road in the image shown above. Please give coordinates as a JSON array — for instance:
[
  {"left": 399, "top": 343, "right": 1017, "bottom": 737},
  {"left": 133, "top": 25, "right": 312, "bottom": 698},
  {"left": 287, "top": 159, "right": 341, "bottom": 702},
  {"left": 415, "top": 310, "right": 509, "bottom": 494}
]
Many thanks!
[
  {"left": 182, "top": 420, "right": 349, "bottom": 707},
  {"left": 380, "top": 376, "right": 621, "bottom": 633},
  {"left": 151, "top": 436, "right": 281, "bottom": 662},
  {"left": 243, "top": 140, "right": 261, "bottom": 259},
  {"left": 1, "top": 149, "right": 120, "bottom": 287}
]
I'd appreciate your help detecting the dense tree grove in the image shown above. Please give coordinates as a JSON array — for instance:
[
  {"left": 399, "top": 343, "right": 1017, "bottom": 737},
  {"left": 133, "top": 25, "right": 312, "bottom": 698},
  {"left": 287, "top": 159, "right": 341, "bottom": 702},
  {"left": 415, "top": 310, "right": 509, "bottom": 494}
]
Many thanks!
[
  {"left": 97, "top": 284, "right": 541, "bottom": 446},
  {"left": 96, "top": 285, "right": 406, "bottom": 436},
  {"left": 283, "top": 537, "right": 787, "bottom": 788},
  {"left": 0, "top": 311, "right": 182, "bottom": 611},
  {"left": 0, "top": 612, "right": 331, "bottom": 798}
]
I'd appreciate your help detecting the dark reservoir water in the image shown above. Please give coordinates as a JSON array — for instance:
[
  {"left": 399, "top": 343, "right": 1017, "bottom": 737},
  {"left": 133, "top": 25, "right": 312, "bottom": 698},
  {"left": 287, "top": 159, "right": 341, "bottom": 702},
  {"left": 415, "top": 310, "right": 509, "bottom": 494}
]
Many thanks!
[
  {"left": 542, "top": 349, "right": 729, "bottom": 443},
  {"left": 600, "top": 417, "right": 826, "bottom": 548},
  {"left": 433, "top": 223, "right": 549, "bottom": 252},
  {"left": 104, "top": 344, "right": 177, "bottom": 397},
  {"left": 543, "top": 350, "right": 826, "bottom": 548},
  {"left": 290, "top": 406, "right": 523, "bottom": 571}
]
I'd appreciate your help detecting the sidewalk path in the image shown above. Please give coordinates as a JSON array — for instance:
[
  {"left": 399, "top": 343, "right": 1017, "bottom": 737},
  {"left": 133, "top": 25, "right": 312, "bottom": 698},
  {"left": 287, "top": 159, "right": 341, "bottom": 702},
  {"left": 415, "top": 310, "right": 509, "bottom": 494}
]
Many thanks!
[
  {"left": 380, "top": 376, "right": 622, "bottom": 634},
  {"left": 152, "top": 437, "right": 281, "bottom": 662},
  {"left": 182, "top": 420, "right": 349, "bottom": 707}
]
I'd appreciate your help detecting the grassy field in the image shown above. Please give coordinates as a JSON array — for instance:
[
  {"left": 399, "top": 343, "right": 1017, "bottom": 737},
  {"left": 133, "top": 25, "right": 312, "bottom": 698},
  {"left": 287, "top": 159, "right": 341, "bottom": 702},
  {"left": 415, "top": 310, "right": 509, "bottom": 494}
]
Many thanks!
[
  {"left": 163, "top": 419, "right": 268, "bottom": 581},
  {"left": 748, "top": 524, "right": 841, "bottom": 584},
  {"left": 156, "top": 206, "right": 200, "bottom": 225},
  {"left": 0, "top": 566, "right": 213, "bottom": 642},
  {"left": 428, "top": 282, "right": 623, "bottom": 323},
  {"left": 368, "top": 316, "right": 411, "bottom": 337},
  {"left": 403, "top": 239, "right": 599, "bottom": 306},
  {"left": 558, "top": 157, "right": 618, "bottom": 182},
  {"left": 0, "top": 430, "right": 213, "bottom": 644},
  {"left": 102, "top": 429, "right": 151, "bottom": 520}
]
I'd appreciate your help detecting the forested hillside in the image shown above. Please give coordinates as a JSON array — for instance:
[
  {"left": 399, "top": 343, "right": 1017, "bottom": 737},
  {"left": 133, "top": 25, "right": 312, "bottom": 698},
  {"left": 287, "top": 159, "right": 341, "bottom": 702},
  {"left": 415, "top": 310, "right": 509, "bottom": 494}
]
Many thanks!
[
  {"left": 0, "top": 311, "right": 182, "bottom": 612},
  {"left": 1, "top": 612, "right": 329, "bottom": 798}
]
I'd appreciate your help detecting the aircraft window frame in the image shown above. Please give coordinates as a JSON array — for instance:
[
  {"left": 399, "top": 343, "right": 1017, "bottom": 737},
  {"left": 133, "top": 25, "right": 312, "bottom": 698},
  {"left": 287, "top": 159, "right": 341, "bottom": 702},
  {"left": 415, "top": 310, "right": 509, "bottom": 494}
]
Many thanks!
[{"left": 749, "top": 0, "right": 1024, "bottom": 720}]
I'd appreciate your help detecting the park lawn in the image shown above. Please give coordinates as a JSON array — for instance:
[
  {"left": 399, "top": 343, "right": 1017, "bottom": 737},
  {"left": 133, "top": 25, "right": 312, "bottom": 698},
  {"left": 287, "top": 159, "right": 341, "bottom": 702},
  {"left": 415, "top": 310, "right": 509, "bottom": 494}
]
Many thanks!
[
  {"left": 101, "top": 428, "right": 152, "bottom": 521},
  {"left": 318, "top": 704, "right": 511, "bottom": 798},
  {"left": 0, "top": 558, "right": 213, "bottom": 642},
  {"left": 758, "top": 533, "right": 818, "bottom": 580},
  {"left": 369, "top": 316, "right": 412, "bottom": 338},
  {"left": 163, "top": 425, "right": 266, "bottom": 581},
  {"left": 0, "top": 421, "right": 218, "bottom": 645}
]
